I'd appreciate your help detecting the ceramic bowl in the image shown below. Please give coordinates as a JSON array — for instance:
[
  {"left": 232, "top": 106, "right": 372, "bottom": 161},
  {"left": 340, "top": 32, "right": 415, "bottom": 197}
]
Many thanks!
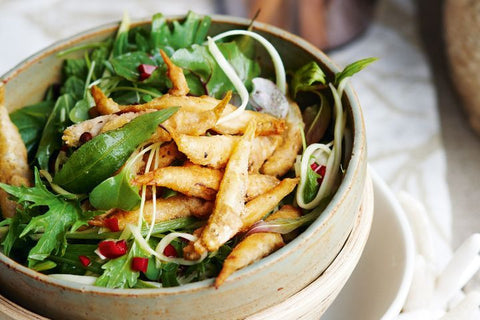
[{"left": 0, "top": 14, "right": 368, "bottom": 320}]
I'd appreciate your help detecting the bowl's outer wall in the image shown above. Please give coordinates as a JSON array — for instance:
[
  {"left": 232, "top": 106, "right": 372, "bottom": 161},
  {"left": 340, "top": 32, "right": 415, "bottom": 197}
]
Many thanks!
[{"left": 0, "top": 16, "right": 367, "bottom": 320}]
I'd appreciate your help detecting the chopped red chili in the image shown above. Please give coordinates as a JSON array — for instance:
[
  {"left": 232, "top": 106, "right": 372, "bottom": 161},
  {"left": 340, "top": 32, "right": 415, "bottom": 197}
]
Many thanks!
[
  {"left": 104, "top": 217, "right": 120, "bottom": 232},
  {"left": 311, "top": 162, "right": 327, "bottom": 185},
  {"left": 138, "top": 64, "right": 157, "bottom": 81},
  {"left": 163, "top": 244, "right": 177, "bottom": 257},
  {"left": 98, "top": 240, "right": 128, "bottom": 259},
  {"left": 78, "top": 255, "right": 91, "bottom": 267},
  {"left": 131, "top": 257, "right": 149, "bottom": 273}
]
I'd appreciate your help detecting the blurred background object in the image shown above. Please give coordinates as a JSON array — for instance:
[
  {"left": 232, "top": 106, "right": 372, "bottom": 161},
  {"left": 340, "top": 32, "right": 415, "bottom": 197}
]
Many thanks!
[
  {"left": 218, "top": 0, "right": 377, "bottom": 50},
  {"left": 444, "top": 0, "right": 480, "bottom": 136}
]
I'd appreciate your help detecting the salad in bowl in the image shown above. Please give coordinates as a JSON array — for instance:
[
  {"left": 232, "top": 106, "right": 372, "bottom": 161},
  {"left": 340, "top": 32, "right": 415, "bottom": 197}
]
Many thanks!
[{"left": 0, "top": 10, "right": 372, "bottom": 312}]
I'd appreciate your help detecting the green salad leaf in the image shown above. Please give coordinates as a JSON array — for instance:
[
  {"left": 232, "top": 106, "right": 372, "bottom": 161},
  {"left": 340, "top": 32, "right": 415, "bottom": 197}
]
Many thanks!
[
  {"left": 0, "top": 169, "right": 83, "bottom": 266},
  {"left": 53, "top": 108, "right": 178, "bottom": 193},
  {"left": 150, "top": 11, "right": 211, "bottom": 52},
  {"left": 95, "top": 243, "right": 144, "bottom": 289},
  {"left": 290, "top": 61, "right": 326, "bottom": 98},
  {"left": 334, "top": 57, "right": 377, "bottom": 85},
  {"left": 172, "top": 42, "right": 260, "bottom": 98},
  {"left": 89, "top": 163, "right": 141, "bottom": 211},
  {"left": 35, "top": 94, "right": 74, "bottom": 170},
  {"left": 9, "top": 100, "right": 55, "bottom": 160}
]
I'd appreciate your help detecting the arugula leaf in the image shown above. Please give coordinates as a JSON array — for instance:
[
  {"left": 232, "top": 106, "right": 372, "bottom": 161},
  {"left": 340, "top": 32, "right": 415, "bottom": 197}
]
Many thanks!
[
  {"left": 63, "top": 59, "right": 88, "bottom": 79},
  {"left": 2, "top": 213, "right": 24, "bottom": 256},
  {"left": 110, "top": 52, "right": 158, "bottom": 82},
  {"left": 35, "top": 94, "right": 74, "bottom": 170},
  {"left": 0, "top": 169, "right": 82, "bottom": 265},
  {"left": 95, "top": 243, "right": 143, "bottom": 289},
  {"left": 90, "top": 44, "right": 111, "bottom": 78},
  {"left": 334, "top": 57, "right": 377, "bottom": 85},
  {"left": 290, "top": 61, "right": 326, "bottom": 98},
  {"left": 9, "top": 100, "right": 55, "bottom": 160},
  {"left": 112, "top": 11, "right": 131, "bottom": 57},
  {"left": 50, "top": 244, "right": 103, "bottom": 275},
  {"left": 160, "top": 262, "right": 180, "bottom": 287},
  {"left": 150, "top": 11, "right": 211, "bottom": 52},
  {"left": 172, "top": 42, "right": 260, "bottom": 98},
  {"left": 61, "top": 76, "right": 84, "bottom": 100}
]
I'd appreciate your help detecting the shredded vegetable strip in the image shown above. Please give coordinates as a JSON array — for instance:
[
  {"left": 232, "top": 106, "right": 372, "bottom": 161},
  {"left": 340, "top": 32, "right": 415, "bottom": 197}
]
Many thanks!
[
  {"left": 295, "top": 144, "right": 332, "bottom": 208},
  {"left": 155, "top": 232, "right": 208, "bottom": 266},
  {"left": 211, "top": 30, "right": 286, "bottom": 94},
  {"left": 39, "top": 170, "right": 79, "bottom": 198},
  {"left": 296, "top": 80, "right": 347, "bottom": 209},
  {"left": 146, "top": 146, "right": 160, "bottom": 241},
  {"left": 207, "top": 37, "right": 249, "bottom": 125},
  {"left": 137, "top": 143, "right": 161, "bottom": 227}
]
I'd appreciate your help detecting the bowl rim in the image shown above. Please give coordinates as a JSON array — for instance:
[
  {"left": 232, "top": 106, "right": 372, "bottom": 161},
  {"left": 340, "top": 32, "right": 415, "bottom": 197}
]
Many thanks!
[{"left": 0, "top": 13, "right": 367, "bottom": 296}]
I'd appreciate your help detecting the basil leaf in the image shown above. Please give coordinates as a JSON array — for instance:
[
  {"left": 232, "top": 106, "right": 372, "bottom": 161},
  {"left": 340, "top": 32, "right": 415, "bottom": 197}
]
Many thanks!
[
  {"left": 290, "top": 61, "right": 326, "bottom": 98},
  {"left": 53, "top": 108, "right": 179, "bottom": 193},
  {"left": 334, "top": 57, "right": 377, "bottom": 85},
  {"left": 35, "top": 94, "right": 74, "bottom": 170},
  {"left": 89, "top": 167, "right": 141, "bottom": 211},
  {"left": 9, "top": 100, "right": 55, "bottom": 160}
]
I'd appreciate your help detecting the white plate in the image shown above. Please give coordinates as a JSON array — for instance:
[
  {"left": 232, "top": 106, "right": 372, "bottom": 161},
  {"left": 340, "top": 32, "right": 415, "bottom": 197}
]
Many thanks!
[{"left": 323, "top": 168, "right": 415, "bottom": 320}]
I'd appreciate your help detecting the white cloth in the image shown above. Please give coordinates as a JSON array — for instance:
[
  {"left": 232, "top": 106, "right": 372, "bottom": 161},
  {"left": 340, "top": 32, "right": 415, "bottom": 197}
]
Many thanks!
[
  {"left": 330, "top": 0, "right": 452, "bottom": 268},
  {"left": 328, "top": 0, "right": 480, "bottom": 317}
]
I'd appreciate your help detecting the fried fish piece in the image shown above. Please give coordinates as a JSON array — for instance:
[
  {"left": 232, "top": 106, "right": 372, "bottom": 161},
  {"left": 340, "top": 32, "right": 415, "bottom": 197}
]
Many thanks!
[
  {"left": 195, "top": 121, "right": 256, "bottom": 254},
  {"left": 0, "top": 88, "right": 32, "bottom": 218},
  {"left": 92, "top": 86, "right": 284, "bottom": 136},
  {"left": 135, "top": 165, "right": 221, "bottom": 201},
  {"left": 241, "top": 178, "right": 299, "bottom": 231},
  {"left": 91, "top": 85, "right": 121, "bottom": 114},
  {"left": 173, "top": 133, "right": 282, "bottom": 170},
  {"left": 261, "top": 100, "right": 304, "bottom": 177},
  {"left": 160, "top": 49, "right": 189, "bottom": 96},
  {"left": 214, "top": 205, "right": 301, "bottom": 287},
  {"left": 62, "top": 111, "right": 171, "bottom": 147},
  {"left": 160, "top": 91, "right": 229, "bottom": 136},
  {"left": 88, "top": 195, "right": 212, "bottom": 230},
  {"left": 182, "top": 226, "right": 204, "bottom": 261},
  {"left": 135, "top": 164, "right": 279, "bottom": 201},
  {"left": 91, "top": 86, "right": 230, "bottom": 137}
]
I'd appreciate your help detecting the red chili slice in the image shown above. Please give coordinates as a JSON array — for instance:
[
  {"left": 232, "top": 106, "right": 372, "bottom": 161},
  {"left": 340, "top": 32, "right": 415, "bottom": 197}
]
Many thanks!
[
  {"left": 138, "top": 64, "right": 157, "bottom": 81},
  {"left": 98, "top": 240, "right": 128, "bottom": 259},
  {"left": 311, "top": 162, "right": 327, "bottom": 185},
  {"left": 310, "top": 162, "right": 320, "bottom": 172},
  {"left": 131, "top": 257, "right": 149, "bottom": 273},
  {"left": 163, "top": 244, "right": 177, "bottom": 257},
  {"left": 104, "top": 217, "right": 120, "bottom": 232},
  {"left": 78, "top": 255, "right": 91, "bottom": 267}
]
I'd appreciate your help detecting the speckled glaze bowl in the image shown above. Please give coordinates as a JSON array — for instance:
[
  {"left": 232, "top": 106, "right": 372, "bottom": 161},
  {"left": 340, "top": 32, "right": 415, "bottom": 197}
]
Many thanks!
[{"left": 0, "top": 14, "right": 368, "bottom": 320}]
